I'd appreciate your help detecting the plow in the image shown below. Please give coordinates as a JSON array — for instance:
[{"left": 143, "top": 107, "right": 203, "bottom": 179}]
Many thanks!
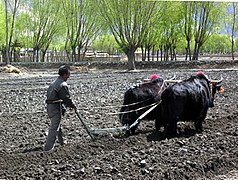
[
  {"left": 75, "top": 100, "right": 161, "bottom": 140},
  {"left": 74, "top": 75, "right": 180, "bottom": 140}
]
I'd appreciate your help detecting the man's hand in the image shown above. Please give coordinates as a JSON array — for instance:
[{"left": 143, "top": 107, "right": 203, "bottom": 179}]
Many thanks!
[{"left": 62, "top": 105, "right": 67, "bottom": 116}]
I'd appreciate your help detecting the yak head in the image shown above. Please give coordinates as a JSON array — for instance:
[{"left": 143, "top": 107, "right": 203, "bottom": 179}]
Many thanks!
[
  {"left": 197, "top": 73, "right": 224, "bottom": 107},
  {"left": 209, "top": 77, "right": 224, "bottom": 107}
]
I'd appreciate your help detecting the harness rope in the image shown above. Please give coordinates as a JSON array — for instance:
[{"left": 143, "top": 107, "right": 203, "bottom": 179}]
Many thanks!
[
  {"left": 79, "top": 81, "right": 166, "bottom": 115},
  {"left": 109, "top": 81, "right": 165, "bottom": 115},
  {"left": 107, "top": 102, "right": 160, "bottom": 115},
  {"left": 77, "top": 97, "right": 153, "bottom": 110}
]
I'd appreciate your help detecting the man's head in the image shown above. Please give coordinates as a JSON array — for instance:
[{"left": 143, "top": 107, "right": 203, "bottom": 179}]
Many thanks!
[{"left": 58, "top": 65, "right": 70, "bottom": 81}]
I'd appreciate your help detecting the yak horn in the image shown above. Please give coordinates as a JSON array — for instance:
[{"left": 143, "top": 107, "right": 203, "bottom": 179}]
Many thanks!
[
  {"left": 209, "top": 76, "right": 223, "bottom": 84},
  {"left": 169, "top": 74, "right": 176, "bottom": 80},
  {"left": 143, "top": 78, "right": 151, "bottom": 82},
  {"left": 164, "top": 79, "right": 182, "bottom": 83}
]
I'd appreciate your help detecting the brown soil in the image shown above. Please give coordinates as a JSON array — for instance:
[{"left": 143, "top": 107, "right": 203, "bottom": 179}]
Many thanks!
[{"left": 0, "top": 65, "right": 237, "bottom": 179}]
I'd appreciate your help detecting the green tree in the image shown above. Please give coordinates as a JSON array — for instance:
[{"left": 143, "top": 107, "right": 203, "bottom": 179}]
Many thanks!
[
  {"left": 3, "top": 0, "right": 20, "bottom": 64},
  {"left": 224, "top": 2, "right": 238, "bottom": 60},
  {"left": 182, "top": 1, "right": 196, "bottom": 60},
  {"left": 201, "top": 34, "right": 230, "bottom": 53},
  {"left": 140, "top": 2, "right": 163, "bottom": 62},
  {"left": 99, "top": 0, "right": 157, "bottom": 70},
  {"left": 235, "top": 37, "right": 238, "bottom": 51},
  {"left": 29, "top": 0, "right": 62, "bottom": 62},
  {"left": 92, "top": 35, "right": 121, "bottom": 54},
  {"left": 15, "top": 12, "right": 32, "bottom": 48},
  {"left": 192, "top": 2, "right": 226, "bottom": 60},
  {"left": 159, "top": 1, "right": 184, "bottom": 61},
  {"left": 62, "top": 0, "right": 102, "bottom": 62},
  {"left": 0, "top": 1, "right": 5, "bottom": 45}
]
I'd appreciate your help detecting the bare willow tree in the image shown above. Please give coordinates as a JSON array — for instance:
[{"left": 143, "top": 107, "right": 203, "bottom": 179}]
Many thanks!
[
  {"left": 62, "top": 0, "right": 102, "bottom": 62},
  {"left": 98, "top": 0, "right": 157, "bottom": 70}
]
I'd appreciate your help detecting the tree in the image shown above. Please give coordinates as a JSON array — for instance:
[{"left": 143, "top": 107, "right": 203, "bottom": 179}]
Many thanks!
[
  {"left": 182, "top": 1, "right": 196, "bottom": 61},
  {"left": 7, "top": 0, "right": 20, "bottom": 62},
  {"left": 138, "top": 2, "right": 164, "bottom": 62},
  {"left": 192, "top": 2, "right": 225, "bottom": 60},
  {"left": 224, "top": 2, "right": 238, "bottom": 60},
  {"left": 159, "top": 1, "right": 184, "bottom": 61},
  {"left": 15, "top": 12, "right": 32, "bottom": 48},
  {"left": 92, "top": 35, "right": 121, "bottom": 55},
  {"left": 62, "top": 0, "right": 102, "bottom": 62},
  {"left": 99, "top": 0, "right": 157, "bottom": 70},
  {"left": 201, "top": 34, "right": 230, "bottom": 53},
  {"left": 29, "top": 0, "right": 62, "bottom": 62},
  {"left": 3, "top": 0, "right": 19, "bottom": 64},
  {"left": 0, "top": 1, "right": 5, "bottom": 45},
  {"left": 235, "top": 37, "right": 238, "bottom": 51}
]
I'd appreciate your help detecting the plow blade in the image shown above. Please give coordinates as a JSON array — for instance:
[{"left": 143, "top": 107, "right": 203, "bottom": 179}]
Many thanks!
[{"left": 89, "top": 126, "right": 128, "bottom": 135}]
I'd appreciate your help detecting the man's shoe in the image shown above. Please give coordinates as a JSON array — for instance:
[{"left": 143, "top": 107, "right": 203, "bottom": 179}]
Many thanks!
[
  {"left": 44, "top": 145, "right": 54, "bottom": 152},
  {"left": 59, "top": 140, "right": 67, "bottom": 146}
]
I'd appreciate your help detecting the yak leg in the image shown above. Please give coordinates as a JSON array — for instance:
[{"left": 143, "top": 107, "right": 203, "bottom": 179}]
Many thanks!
[
  {"left": 195, "top": 109, "right": 208, "bottom": 133},
  {"left": 195, "top": 120, "right": 203, "bottom": 133},
  {"left": 166, "top": 117, "right": 178, "bottom": 138},
  {"left": 155, "top": 118, "right": 163, "bottom": 131}
]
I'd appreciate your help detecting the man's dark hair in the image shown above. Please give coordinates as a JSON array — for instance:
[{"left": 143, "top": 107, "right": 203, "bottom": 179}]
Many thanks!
[{"left": 58, "top": 65, "right": 70, "bottom": 76}]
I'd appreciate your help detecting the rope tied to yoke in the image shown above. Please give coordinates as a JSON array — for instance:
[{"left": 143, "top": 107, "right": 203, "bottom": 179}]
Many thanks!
[
  {"left": 108, "top": 81, "right": 165, "bottom": 115},
  {"left": 77, "top": 97, "right": 153, "bottom": 110},
  {"left": 107, "top": 101, "right": 161, "bottom": 115},
  {"left": 79, "top": 80, "right": 166, "bottom": 115}
]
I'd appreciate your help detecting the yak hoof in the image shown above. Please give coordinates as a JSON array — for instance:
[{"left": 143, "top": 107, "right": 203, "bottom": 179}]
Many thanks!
[
  {"left": 196, "top": 129, "right": 203, "bottom": 133},
  {"left": 125, "top": 129, "right": 136, "bottom": 136},
  {"left": 125, "top": 130, "right": 131, "bottom": 136}
]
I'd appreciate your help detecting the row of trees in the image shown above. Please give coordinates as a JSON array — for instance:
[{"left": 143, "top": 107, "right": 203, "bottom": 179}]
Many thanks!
[{"left": 0, "top": 0, "right": 238, "bottom": 69}]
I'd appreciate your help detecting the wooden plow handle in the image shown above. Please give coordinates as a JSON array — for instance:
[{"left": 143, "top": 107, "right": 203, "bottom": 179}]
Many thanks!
[{"left": 75, "top": 110, "right": 95, "bottom": 140}]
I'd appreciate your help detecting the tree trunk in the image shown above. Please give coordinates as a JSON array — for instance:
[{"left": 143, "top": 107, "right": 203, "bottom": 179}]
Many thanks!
[
  {"left": 186, "top": 39, "right": 191, "bottom": 61},
  {"left": 192, "top": 42, "right": 200, "bottom": 60},
  {"left": 164, "top": 45, "right": 169, "bottom": 61},
  {"left": 169, "top": 46, "right": 173, "bottom": 61},
  {"left": 77, "top": 44, "right": 83, "bottom": 62},
  {"left": 126, "top": 48, "right": 136, "bottom": 70},
  {"left": 160, "top": 46, "right": 163, "bottom": 61},
  {"left": 65, "top": 50, "right": 71, "bottom": 62},
  {"left": 36, "top": 50, "right": 40, "bottom": 62},
  {"left": 231, "top": 39, "right": 234, "bottom": 60},
  {"left": 141, "top": 46, "right": 146, "bottom": 61},
  {"left": 156, "top": 50, "right": 159, "bottom": 61},
  {"left": 185, "top": 47, "right": 188, "bottom": 61},
  {"left": 71, "top": 48, "right": 77, "bottom": 62},
  {"left": 173, "top": 47, "right": 177, "bottom": 61},
  {"left": 152, "top": 46, "right": 155, "bottom": 61},
  {"left": 231, "top": 3, "right": 236, "bottom": 60},
  {"left": 147, "top": 46, "right": 150, "bottom": 61},
  {"left": 4, "top": 0, "right": 9, "bottom": 64},
  {"left": 43, "top": 51, "right": 46, "bottom": 62}
]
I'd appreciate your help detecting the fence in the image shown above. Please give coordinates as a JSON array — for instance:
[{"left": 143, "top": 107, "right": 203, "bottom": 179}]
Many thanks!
[{"left": 0, "top": 51, "right": 237, "bottom": 63}]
